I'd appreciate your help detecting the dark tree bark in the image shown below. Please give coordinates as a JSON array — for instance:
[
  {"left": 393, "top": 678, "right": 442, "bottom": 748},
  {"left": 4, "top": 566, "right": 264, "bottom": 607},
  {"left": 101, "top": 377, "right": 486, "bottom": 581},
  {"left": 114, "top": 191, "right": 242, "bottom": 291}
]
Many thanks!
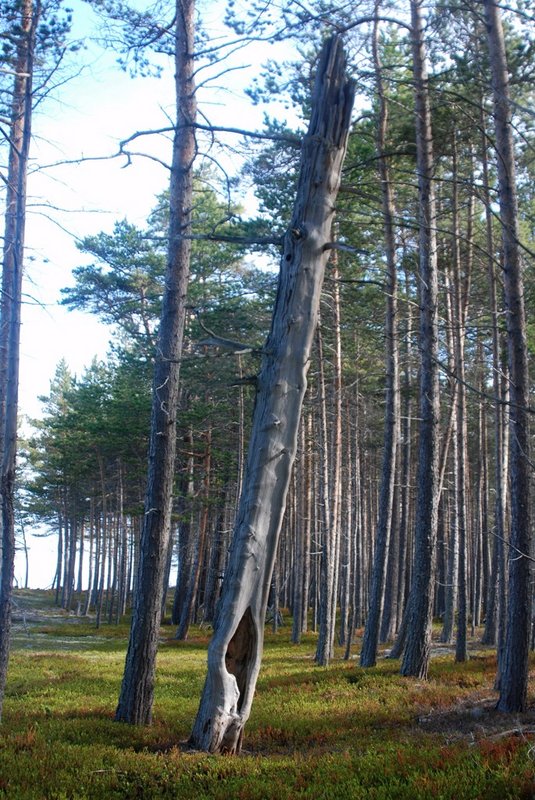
[
  {"left": 483, "top": 0, "right": 531, "bottom": 713},
  {"left": 189, "top": 37, "right": 354, "bottom": 754},
  {"left": 115, "top": 0, "right": 196, "bottom": 725},
  {"left": 400, "top": 0, "right": 440, "bottom": 680}
]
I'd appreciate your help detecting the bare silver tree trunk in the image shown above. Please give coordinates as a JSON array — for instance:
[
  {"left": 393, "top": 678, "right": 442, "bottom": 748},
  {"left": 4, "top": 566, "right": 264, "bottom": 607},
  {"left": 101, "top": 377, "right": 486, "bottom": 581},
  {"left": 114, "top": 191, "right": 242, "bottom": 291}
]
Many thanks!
[{"left": 189, "top": 37, "right": 354, "bottom": 754}]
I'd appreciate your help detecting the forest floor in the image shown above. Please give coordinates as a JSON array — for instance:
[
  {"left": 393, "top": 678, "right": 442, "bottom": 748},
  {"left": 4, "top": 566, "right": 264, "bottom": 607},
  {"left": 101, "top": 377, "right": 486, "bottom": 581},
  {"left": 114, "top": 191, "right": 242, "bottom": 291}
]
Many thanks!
[{"left": 1, "top": 589, "right": 535, "bottom": 799}]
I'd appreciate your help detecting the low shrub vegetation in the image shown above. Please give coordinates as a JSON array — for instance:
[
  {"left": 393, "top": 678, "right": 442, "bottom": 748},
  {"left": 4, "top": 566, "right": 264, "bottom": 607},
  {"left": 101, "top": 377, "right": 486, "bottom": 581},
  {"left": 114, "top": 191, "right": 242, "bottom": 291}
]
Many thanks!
[{"left": 1, "top": 591, "right": 534, "bottom": 799}]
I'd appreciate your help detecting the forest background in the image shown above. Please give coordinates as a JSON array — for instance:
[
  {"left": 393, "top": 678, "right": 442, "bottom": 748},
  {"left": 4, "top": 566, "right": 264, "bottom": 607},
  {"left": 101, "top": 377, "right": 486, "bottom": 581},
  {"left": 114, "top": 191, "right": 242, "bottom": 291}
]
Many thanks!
[
  {"left": 10, "top": 0, "right": 294, "bottom": 587},
  {"left": 1, "top": 0, "right": 535, "bottom": 765}
]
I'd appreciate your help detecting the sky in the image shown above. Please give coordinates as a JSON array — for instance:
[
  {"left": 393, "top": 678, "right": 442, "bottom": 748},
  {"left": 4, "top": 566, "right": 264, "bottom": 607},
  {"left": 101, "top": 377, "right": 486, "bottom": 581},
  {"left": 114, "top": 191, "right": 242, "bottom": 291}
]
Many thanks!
[{"left": 12, "top": 0, "right": 297, "bottom": 588}]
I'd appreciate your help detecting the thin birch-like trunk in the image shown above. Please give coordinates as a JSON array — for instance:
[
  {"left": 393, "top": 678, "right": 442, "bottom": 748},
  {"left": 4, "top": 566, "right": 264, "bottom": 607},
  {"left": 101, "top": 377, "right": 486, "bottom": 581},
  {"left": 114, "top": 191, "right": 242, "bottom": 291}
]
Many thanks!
[
  {"left": 440, "top": 271, "right": 458, "bottom": 646},
  {"left": 314, "top": 326, "right": 333, "bottom": 665},
  {"left": 291, "top": 423, "right": 307, "bottom": 644},
  {"left": 479, "top": 101, "right": 508, "bottom": 654},
  {"left": 327, "top": 265, "right": 343, "bottom": 659},
  {"left": 339, "top": 402, "right": 353, "bottom": 647}
]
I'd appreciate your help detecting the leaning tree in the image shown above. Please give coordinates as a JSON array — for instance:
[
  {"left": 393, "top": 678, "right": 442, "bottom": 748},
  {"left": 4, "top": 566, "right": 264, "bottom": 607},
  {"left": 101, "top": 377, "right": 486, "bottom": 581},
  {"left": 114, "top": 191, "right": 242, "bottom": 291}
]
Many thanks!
[{"left": 189, "top": 36, "right": 355, "bottom": 754}]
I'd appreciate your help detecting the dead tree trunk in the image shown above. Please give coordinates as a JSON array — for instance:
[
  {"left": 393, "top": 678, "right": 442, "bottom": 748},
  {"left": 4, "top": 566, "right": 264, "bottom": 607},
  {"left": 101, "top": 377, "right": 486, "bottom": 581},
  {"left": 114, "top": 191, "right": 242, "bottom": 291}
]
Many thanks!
[{"left": 189, "top": 36, "right": 354, "bottom": 754}]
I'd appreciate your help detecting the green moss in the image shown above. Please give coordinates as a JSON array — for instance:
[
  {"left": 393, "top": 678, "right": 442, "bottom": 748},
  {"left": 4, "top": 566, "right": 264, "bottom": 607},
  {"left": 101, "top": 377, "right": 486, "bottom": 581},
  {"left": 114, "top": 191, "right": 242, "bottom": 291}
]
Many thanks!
[{"left": 2, "top": 591, "right": 534, "bottom": 799}]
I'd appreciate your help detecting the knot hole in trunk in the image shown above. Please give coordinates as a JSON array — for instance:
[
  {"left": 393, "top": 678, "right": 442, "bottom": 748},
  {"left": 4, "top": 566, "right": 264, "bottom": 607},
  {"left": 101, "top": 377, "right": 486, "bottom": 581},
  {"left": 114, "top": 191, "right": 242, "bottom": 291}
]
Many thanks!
[{"left": 225, "top": 607, "right": 256, "bottom": 712}]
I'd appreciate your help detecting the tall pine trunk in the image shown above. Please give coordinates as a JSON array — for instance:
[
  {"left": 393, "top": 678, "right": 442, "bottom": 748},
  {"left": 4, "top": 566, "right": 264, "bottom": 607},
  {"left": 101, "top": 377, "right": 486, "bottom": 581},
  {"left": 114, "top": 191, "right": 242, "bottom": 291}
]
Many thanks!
[
  {"left": 483, "top": 0, "right": 532, "bottom": 713},
  {"left": 115, "top": 0, "right": 196, "bottom": 725},
  {"left": 479, "top": 103, "right": 508, "bottom": 651},
  {"left": 400, "top": 0, "right": 440, "bottom": 680}
]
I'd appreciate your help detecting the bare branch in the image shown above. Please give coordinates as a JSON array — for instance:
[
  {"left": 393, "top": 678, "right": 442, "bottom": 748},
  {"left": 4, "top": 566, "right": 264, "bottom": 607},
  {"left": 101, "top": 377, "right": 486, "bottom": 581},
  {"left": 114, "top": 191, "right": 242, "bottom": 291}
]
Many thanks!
[
  {"left": 192, "top": 122, "right": 301, "bottom": 146},
  {"left": 336, "top": 13, "right": 412, "bottom": 33},
  {"left": 117, "top": 122, "right": 300, "bottom": 154},
  {"left": 194, "top": 313, "right": 260, "bottom": 355}
]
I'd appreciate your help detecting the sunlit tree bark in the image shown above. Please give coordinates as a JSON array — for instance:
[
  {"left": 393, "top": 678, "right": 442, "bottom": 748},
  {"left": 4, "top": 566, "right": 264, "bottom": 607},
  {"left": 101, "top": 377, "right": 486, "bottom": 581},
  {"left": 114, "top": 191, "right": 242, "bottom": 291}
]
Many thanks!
[{"left": 115, "top": 0, "right": 197, "bottom": 725}]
